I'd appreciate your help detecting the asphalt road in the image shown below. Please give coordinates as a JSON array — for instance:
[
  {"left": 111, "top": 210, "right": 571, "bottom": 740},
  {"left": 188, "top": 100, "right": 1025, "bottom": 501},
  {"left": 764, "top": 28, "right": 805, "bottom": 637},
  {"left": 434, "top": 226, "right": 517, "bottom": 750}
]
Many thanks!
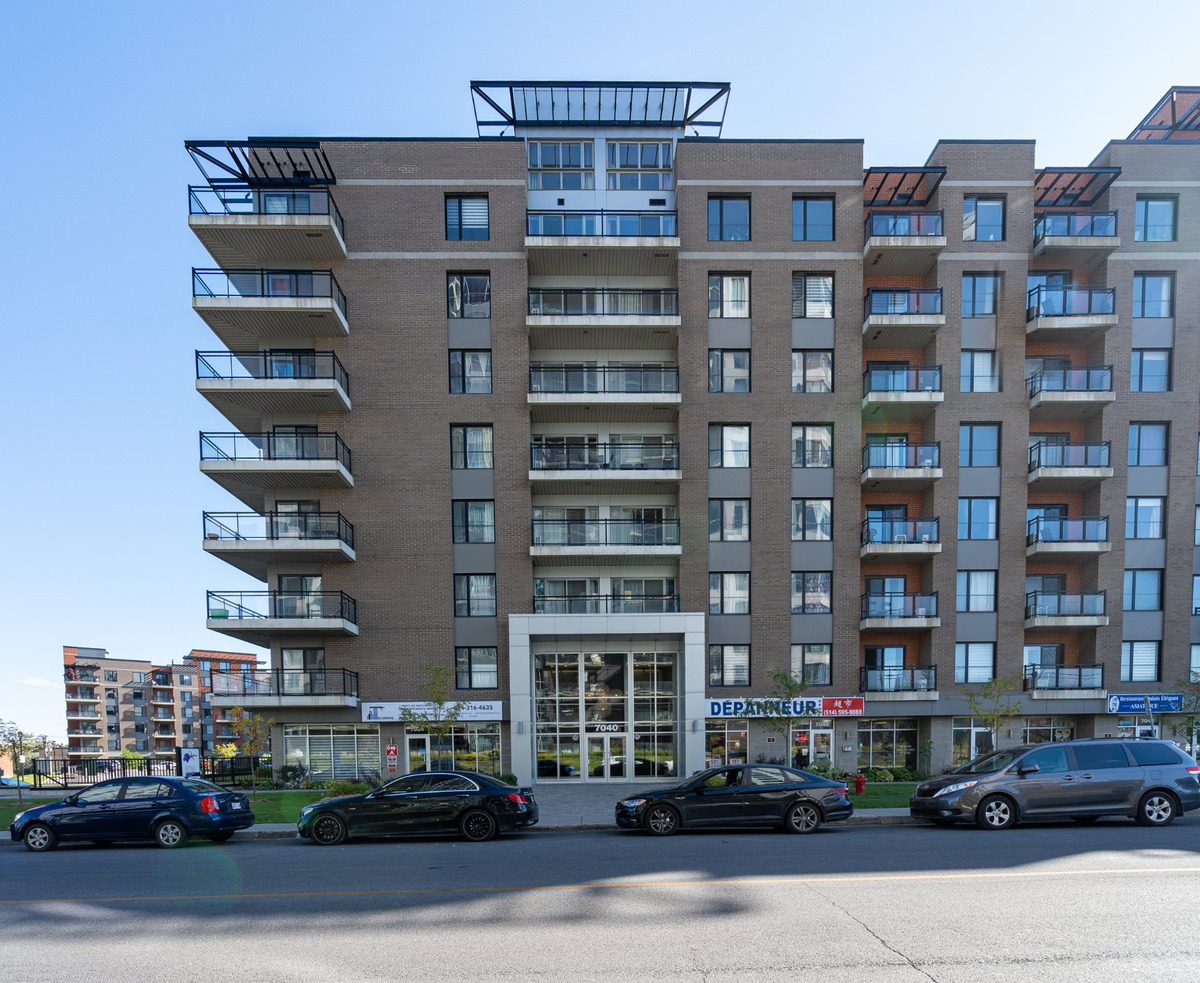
[{"left": 4, "top": 821, "right": 1200, "bottom": 981}]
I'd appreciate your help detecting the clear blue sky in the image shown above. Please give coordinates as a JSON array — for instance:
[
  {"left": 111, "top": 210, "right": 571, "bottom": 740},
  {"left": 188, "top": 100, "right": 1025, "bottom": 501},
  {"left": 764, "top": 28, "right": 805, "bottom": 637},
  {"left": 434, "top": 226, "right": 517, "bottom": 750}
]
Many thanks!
[{"left": 1, "top": 0, "right": 1194, "bottom": 741}]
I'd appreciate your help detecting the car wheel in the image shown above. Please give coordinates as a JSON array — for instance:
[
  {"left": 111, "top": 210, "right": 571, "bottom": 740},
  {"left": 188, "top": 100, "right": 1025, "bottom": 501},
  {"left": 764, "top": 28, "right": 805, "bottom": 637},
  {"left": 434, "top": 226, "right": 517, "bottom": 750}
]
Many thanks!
[
  {"left": 310, "top": 813, "right": 347, "bottom": 845},
  {"left": 976, "top": 795, "right": 1017, "bottom": 831},
  {"left": 460, "top": 809, "right": 498, "bottom": 842},
  {"left": 784, "top": 802, "right": 823, "bottom": 834},
  {"left": 1136, "top": 791, "right": 1176, "bottom": 827},
  {"left": 154, "top": 819, "right": 189, "bottom": 849},
  {"left": 206, "top": 831, "right": 235, "bottom": 843},
  {"left": 643, "top": 804, "right": 680, "bottom": 836},
  {"left": 22, "top": 823, "right": 58, "bottom": 853}
]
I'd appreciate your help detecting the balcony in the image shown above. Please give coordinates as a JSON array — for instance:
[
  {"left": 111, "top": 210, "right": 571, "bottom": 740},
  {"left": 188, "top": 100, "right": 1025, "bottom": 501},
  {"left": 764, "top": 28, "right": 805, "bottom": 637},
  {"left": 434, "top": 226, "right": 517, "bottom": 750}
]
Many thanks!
[
  {"left": 1025, "top": 286, "right": 1116, "bottom": 339},
  {"left": 65, "top": 709, "right": 102, "bottom": 721},
  {"left": 1023, "top": 663, "right": 1106, "bottom": 698},
  {"left": 862, "top": 211, "right": 946, "bottom": 275},
  {"left": 1024, "top": 591, "right": 1109, "bottom": 629},
  {"left": 203, "top": 511, "right": 356, "bottom": 579},
  {"left": 860, "top": 518, "right": 941, "bottom": 560},
  {"left": 1027, "top": 366, "right": 1114, "bottom": 419},
  {"left": 527, "top": 289, "right": 680, "bottom": 348},
  {"left": 192, "top": 269, "right": 348, "bottom": 350},
  {"left": 1033, "top": 211, "right": 1119, "bottom": 263},
  {"left": 859, "top": 666, "right": 938, "bottom": 696},
  {"left": 64, "top": 688, "right": 100, "bottom": 702},
  {"left": 1025, "top": 516, "right": 1110, "bottom": 558},
  {"left": 525, "top": 211, "right": 679, "bottom": 277},
  {"left": 1027, "top": 441, "right": 1112, "bottom": 488},
  {"left": 196, "top": 351, "right": 350, "bottom": 433},
  {"left": 528, "top": 365, "right": 680, "bottom": 423},
  {"left": 206, "top": 590, "right": 359, "bottom": 646},
  {"left": 69, "top": 744, "right": 103, "bottom": 757},
  {"left": 67, "top": 726, "right": 101, "bottom": 736},
  {"left": 200, "top": 432, "right": 352, "bottom": 510},
  {"left": 531, "top": 594, "right": 680, "bottom": 615},
  {"left": 860, "top": 442, "right": 941, "bottom": 490},
  {"left": 859, "top": 592, "right": 940, "bottom": 630},
  {"left": 188, "top": 186, "right": 347, "bottom": 265},
  {"left": 151, "top": 693, "right": 174, "bottom": 706},
  {"left": 530, "top": 519, "right": 682, "bottom": 565},
  {"left": 529, "top": 441, "right": 680, "bottom": 494},
  {"left": 861, "top": 366, "right": 943, "bottom": 419},
  {"left": 209, "top": 668, "right": 360, "bottom": 709},
  {"left": 862, "top": 289, "right": 944, "bottom": 348}
]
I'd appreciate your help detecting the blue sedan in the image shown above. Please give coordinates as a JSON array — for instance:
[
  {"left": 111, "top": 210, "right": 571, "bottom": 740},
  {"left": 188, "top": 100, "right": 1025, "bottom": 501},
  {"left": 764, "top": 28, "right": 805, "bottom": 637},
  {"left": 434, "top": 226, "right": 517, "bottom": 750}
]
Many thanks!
[{"left": 9, "top": 776, "right": 254, "bottom": 851}]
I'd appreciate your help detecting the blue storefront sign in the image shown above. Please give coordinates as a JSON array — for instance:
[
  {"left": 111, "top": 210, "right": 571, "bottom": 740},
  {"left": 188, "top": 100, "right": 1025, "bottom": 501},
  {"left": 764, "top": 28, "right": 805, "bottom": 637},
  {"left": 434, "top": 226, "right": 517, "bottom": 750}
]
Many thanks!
[{"left": 1106, "top": 694, "right": 1183, "bottom": 714}]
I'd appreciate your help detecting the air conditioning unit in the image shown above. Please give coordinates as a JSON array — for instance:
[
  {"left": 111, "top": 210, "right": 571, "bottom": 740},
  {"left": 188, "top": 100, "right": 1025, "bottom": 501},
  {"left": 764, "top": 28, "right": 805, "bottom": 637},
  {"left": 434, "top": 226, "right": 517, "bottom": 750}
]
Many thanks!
[
  {"left": 894, "top": 534, "right": 908, "bottom": 545},
  {"left": 920, "top": 533, "right": 931, "bottom": 543},
  {"left": 915, "top": 607, "right": 928, "bottom": 618}
]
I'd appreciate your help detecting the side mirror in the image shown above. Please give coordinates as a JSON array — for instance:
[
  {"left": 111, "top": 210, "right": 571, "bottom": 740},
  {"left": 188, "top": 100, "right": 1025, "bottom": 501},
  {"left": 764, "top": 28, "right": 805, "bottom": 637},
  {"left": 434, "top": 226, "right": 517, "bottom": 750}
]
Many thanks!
[
  {"left": 1017, "top": 763, "right": 1040, "bottom": 776},
  {"left": 64, "top": 794, "right": 79, "bottom": 805}
]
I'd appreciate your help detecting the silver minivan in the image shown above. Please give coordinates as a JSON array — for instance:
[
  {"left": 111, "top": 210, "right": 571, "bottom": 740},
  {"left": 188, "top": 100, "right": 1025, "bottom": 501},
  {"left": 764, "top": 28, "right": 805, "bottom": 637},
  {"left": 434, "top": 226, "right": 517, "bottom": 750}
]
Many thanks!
[{"left": 910, "top": 739, "right": 1200, "bottom": 829}]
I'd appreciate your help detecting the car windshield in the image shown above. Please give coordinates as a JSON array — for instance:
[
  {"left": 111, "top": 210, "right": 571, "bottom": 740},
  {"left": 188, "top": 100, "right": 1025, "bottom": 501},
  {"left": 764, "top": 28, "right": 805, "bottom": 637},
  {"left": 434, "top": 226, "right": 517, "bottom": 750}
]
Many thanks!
[
  {"left": 953, "top": 747, "right": 1031, "bottom": 775},
  {"left": 177, "top": 779, "right": 226, "bottom": 794}
]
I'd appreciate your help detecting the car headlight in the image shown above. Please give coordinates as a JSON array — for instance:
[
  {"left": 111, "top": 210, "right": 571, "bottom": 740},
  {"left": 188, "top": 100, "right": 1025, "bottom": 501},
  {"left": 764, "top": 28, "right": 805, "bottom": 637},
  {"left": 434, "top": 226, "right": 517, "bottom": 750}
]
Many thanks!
[
  {"left": 300, "top": 806, "right": 314, "bottom": 817},
  {"left": 934, "top": 780, "right": 978, "bottom": 798},
  {"left": 620, "top": 798, "right": 647, "bottom": 808},
  {"left": 13, "top": 811, "right": 26, "bottom": 824}
]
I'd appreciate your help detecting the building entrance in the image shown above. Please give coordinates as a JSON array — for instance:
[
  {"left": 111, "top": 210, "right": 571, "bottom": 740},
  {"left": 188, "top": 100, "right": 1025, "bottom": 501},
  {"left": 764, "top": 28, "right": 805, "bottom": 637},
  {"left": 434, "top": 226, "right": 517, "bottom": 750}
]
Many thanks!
[{"left": 586, "top": 735, "right": 627, "bottom": 780}]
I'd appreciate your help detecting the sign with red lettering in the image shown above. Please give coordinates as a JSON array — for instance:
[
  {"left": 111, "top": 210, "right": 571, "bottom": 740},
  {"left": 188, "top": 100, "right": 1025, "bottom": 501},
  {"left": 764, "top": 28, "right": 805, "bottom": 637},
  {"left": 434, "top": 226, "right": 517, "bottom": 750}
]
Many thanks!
[
  {"left": 820, "top": 698, "right": 864, "bottom": 717},
  {"left": 385, "top": 744, "right": 398, "bottom": 757}
]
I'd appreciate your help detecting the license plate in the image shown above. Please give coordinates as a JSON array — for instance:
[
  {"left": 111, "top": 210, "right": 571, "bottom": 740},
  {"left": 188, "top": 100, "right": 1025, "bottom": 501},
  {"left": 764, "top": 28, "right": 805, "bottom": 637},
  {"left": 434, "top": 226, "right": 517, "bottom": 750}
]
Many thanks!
[{"left": 231, "top": 801, "right": 243, "bottom": 810}]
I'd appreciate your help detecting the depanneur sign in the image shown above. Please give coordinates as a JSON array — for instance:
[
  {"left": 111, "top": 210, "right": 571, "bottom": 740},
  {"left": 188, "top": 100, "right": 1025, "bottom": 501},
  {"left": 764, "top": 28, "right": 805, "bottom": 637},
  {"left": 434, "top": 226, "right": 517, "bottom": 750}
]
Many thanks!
[{"left": 708, "top": 697, "right": 864, "bottom": 718}]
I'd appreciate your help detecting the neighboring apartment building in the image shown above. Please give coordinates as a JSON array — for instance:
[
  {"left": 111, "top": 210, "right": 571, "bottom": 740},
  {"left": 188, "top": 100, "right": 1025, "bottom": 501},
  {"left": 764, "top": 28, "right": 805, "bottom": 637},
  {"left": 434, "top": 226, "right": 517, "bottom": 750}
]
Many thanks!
[
  {"left": 188, "top": 82, "right": 1200, "bottom": 783},
  {"left": 62, "top": 646, "right": 259, "bottom": 761}
]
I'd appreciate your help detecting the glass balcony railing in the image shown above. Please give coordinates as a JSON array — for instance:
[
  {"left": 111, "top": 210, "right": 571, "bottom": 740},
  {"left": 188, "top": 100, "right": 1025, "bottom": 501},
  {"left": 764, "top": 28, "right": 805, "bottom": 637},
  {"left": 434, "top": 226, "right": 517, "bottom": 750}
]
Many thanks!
[
  {"left": 862, "top": 365, "right": 942, "bottom": 395},
  {"left": 529, "top": 365, "right": 679, "bottom": 394},
  {"left": 203, "top": 512, "right": 354, "bottom": 549},
  {"left": 528, "top": 288, "right": 679, "bottom": 317},
  {"left": 531, "top": 519, "right": 681, "bottom": 547},
  {"left": 864, "top": 210, "right": 944, "bottom": 237},
  {"left": 192, "top": 268, "right": 347, "bottom": 318},
  {"left": 864, "top": 289, "right": 943, "bottom": 317},
  {"left": 1028, "top": 441, "right": 1111, "bottom": 470},
  {"left": 532, "top": 594, "right": 680, "bottom": 614},
  {"left": 527, "top": 210, "right": 677, "bottom": 237},
  {"left": 188, "top": 185, "right": 344, "bottom": 240},
  {"left": 1023, "top": 664, "right": 1104, "bottom": 690},
  {"left": 206, "top": 591, "right": 357, "bottom": 623},
  {"left": 1026, "top": 516, "right": 1109, "bottom": 546},
  {"left": 1025, "top": 591, "right": 1106, "bottom": 618},
  {"left": 211, "top": 668, "right": 359, "bottom": 699},
  {"left": 860, "top": 666, "right": 937, "bottom": 692},
  {"left": 860, "top": 593, "right": 938, "bottom": 619},
  {"left": 200, "top": 432, "right": 352, "bottom": 471},
  {"left": 1026, "top": 285, "right": 1115, "bottom": 320},
  {"left": 1027, "top": 366, "right": 1113, "bottom": 398},
  {"left": 861, "top": 442, "right": 940, "bottom": 471},
  {"left": 1033, "top": 211, "right": 1117, "bottom": 242},
  {"left": 530, "top": 442, "right": 679, "bottom": 471},
  {"left": 860, "top": 518, "right": 939, "bottom": 546},
  {"left": 196, "top": 351, "right": 349, "bottom": 393}
]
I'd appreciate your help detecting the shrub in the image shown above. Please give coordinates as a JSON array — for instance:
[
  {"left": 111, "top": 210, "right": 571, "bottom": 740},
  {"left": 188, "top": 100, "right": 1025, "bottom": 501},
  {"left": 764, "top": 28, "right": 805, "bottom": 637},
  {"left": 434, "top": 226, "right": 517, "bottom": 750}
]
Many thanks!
[
  {"left": 278, "top": 764, "right": 309, "bottom": 789},
  {"left": 497, "top": 772, "right": 519, "bottom": 786},
  {"left": 328, "top": 780, "right": 370, "bottom": 798},
  {"left": 873, "top": 769, "right": 894, "bottom": 783}
]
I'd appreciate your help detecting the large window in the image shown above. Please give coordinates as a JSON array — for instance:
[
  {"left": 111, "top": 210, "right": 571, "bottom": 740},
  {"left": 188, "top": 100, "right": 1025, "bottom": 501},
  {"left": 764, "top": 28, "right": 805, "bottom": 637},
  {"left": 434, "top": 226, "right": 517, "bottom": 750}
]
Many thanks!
[
  {"left": 709, "top": 350, "right": 750, "bottom": 392},
  {"left": 1193, "top": 576, "right": 1200, "bottom": 616},
  {"left": 956, "top": 571, "right": 997, "bottom": 612},
  {"left": 962, "top": 274, "right": 1000, "bottom": 317},
  {"left": 1125, "top": 497, "right": 1164, "bottom": 539},
  {"left": 283, "top": 724, "right": 381, "bottom": 781},
  {"left": 708, "top": 196, "right": 750, "bottom": 241},
  {"left": 963, "top": 196, "right": 1004, "bottom": 241},
  {"left": 792, "top": 197, "right": 834, "bottom": 241},
  {"left": 447, "top": 273, "right": 491, "bottom": 318},
  {"left": 791, "top": 273, "right": 834, "bottom": 318},
  {"left": 958, "top": 498, "right": 998, "bottom": 540},
  {"left": 1133, "top": 274, "right": 1173, "bottom": 317},
  {"left": 606, "top": 141, "right": 672, "bottom": 190},
  {"left": 959, "top": 424, "right": 1000, "bottom": 467},
  {"left": 709, "top": 573, "right": 750, "bottom": 614},
  {"left": 791, "top": 573, "right": 832, "bottom": 614},
  {"left": 452, "top": 500, "right": 495, "bottom": 543},
  {"left": 1121, "top": 641, "right": 1160, "bottom": 683},
  {"left": 955, "top": 643, "right": 995, "bottom": 684},
  {"left": 1123, "top": 569, "right": 1163, "bottom": 611},
  {"left": 961, "top": 351, "right": 999, "bottom": 393},
  {"left": 1128, "top": 423, "right": 1168, "bottom": 466},
  {"left": 708, "top": 424, "right": 750, "bottom": 467},
  {"left": 708, "top": 274, "right": 750, "bottom": 317},
  {"left": 791, "top": 351, "right": 833, "bottom": 393},
  {"left": 709, "top": 645, "right": 750, "bottom": 687},
  {"left": 527, "top": 141, "right": 595, "bottom": 190},
  {"left": 857, "top": 718, "right": 918, "bottom": 771},
  {"left": 791, "top": 499, "right": 832, "bottom": 541},
  {"left": 1131, "top": 350, "right": 1171, "bottom": 392},
  {"left": 1134, "top": 196, "right": 1177, "bottom": 242},
  {"left": 450, "top": 425, "right": 494, "bottom": 469},
  {"left": 455, "top": 647, "right": 499, "bottom": 689},
  {"left": 449, "top": 351, "right": 492, "bottom": 393},
  {"left": 454, "top": 574, "right": 496, "bottom": 617},
  {"left": 709, "top": 499, "right": 750, "bottom": 541},
  {"left": 791, "top": 644, "right": 831, "bottom": 686},
  {"left": 445, "top": 195, "right": 488, "bottom": 241},
  {"left": 792, "top": 424, "right": 832, "bottom": 468}
]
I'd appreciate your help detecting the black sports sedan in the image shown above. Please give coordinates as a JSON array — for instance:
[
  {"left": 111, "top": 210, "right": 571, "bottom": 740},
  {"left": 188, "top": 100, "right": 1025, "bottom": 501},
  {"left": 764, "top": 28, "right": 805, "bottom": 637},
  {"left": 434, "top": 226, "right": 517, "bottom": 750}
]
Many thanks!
[
  {"left": 297, "top": 770, "right": 539, "bottom": 844},
  {"left": 10, "top": 776, "right": 254, "bottom": 851},
  {"left": 615, "top": 764, "right": 853, "bottom": 835}
]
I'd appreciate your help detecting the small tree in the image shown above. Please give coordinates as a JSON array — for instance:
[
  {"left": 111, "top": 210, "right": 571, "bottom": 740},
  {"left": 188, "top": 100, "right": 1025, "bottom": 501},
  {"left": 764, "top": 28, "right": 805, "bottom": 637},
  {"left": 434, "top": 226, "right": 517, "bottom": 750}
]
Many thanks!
[
  {"left": 0, "top": 721, "right": 47, "bottom": 803},
  {"left": 398, "top": 666, "right": 466, "bottom": 773},
  {"left": 227, "top": 707, "right": 273, "bottom": 798},
  {"left": 748, "top": 669, "right": 814, "bottom": 768},
  {"left": 961, "top": 672, "right": 1024, "bottom": 755},
  {"left": 1159, "top": 678, "right": 1200, "bottom": 753},
  {"left": 212, "top": 742, "right": 239, "bottom": 760}
]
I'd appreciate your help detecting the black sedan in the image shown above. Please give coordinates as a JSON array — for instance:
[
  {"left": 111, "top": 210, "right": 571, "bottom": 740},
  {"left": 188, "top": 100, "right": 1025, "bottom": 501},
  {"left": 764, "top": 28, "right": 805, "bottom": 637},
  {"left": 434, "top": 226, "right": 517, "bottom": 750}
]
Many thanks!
[
  {"left": 297, "top": 770, "right": 538, "bottom": 844},
  {"left": 615, "top": 764, "right": 853, "bottom": 836},
  {"left": 10, "top": 776, "right": 254, "bottom": 851}
]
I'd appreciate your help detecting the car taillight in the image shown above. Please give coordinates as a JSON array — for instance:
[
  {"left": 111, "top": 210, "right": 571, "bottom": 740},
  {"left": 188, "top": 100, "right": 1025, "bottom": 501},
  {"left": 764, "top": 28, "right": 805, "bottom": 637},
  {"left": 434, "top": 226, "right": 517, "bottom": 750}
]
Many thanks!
[
  {"left": 1188, "top": 766, "right": 1200, "bottom": 775},
  {"left": 835, "top": 786, "right": 849, "bottom": 797},
  {"left": 200, "top": 796, "right": 220, "bottom": 814},
  {"left": 507, "top": 793, "right": 527, "bottom": 804}
]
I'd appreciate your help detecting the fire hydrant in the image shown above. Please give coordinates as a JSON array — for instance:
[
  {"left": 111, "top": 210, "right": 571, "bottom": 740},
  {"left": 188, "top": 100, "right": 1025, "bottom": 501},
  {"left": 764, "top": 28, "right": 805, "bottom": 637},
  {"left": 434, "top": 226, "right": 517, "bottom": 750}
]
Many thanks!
[{"left": 854, "top": 772, "right": 867, "bottom": 796}]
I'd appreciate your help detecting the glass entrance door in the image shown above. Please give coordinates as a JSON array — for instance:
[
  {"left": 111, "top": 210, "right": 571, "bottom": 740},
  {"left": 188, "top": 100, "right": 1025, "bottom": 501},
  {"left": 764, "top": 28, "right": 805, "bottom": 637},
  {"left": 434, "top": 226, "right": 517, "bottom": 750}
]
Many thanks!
[
  {"left": 790, "top": 722, "right": 833, "bottom": 770},
  {"left": 586, "top": 735, "right": 626, "bottom": 780},
  {"left": 405, "top": 735, "right": 428, "bottom": 774}
]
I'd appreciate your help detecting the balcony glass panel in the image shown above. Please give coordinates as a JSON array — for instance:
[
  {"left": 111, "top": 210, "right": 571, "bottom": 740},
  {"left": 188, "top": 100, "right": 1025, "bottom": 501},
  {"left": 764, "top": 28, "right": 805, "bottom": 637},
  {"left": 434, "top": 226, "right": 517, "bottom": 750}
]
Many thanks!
[
  {"left": 206, "top": 591, "right": 357, "bottom": 623},
  {"left": 188, "top": 186, "right": 344, "bottom": 239},
  {"left": 1025, "top": 286, "right": 1115, "bottom": 319},
  {"left": 1023, "top": 664, "right": 1104, "bottom": 690},
  {"left": 865, "top": 211, "right": 944, "bottom": 237},
  {"left": 192, "top": 269, "right": 347, "bottom": 317},
  {"left": 1033, "top": 211, "right": 1117, "bottom": 240},
  {"left": 527, "top": 289, "right": 678, "bottom": 316},
  {"left": 1028, "top": 441, "right": 1111, "bottom": 470},
  {"left": 861, "top": 442, "right": 940, "bottom": 470},
  {"left": 863, "top": 366, "right": 942, "bottom": 394},
  {"left": 196, "top": 351, "right": 349, "bottom": 392},
  {"left": 531, "top": 594, "right": 680, "bottom": 614},
  {"left": 861, "top": 518, "right": 939, "bottom": 546},
  {"left": 1027, "top": 366, "right": 1113, "bottom": 397},
  {"left": 527, "top": 210, "right": 677, "bottom": 237},
  {"left": 859, "top": 666, "right": 937, "bottom": 692},
  {"left": 531, "top": 519, "right": 681, "bottom": 546},
  {"left": 865, "top": 289, "right": 943, "bottom": 316},
  {"left": 210, "top": 669, "right": 359, "bottom": 698},
  {"left": 529, "top": 365, "right": 679, "bottom": 394},
  {"left": 1026, "top": 516, "right": 1109, "bottom": 545},
  {"left": 200, "top": 432, "right": 352, "bottom": 470},
  {"left": 860, "top": 593, "right": 938, "bottom": 618},
  {"left": 530, "top": 442, "right": 679, "bottom": 471},
  {"left": 203, "top": 512, "right": 354, "bottom": 548},
  {"left": 1025, "top": 592, "right": 1106, "bottom": 617}
]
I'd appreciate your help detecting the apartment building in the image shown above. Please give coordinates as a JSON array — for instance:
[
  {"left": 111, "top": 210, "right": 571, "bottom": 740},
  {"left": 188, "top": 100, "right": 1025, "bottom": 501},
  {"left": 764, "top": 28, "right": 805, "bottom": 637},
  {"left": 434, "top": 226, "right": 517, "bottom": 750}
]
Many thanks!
[
  {"left": 189, "top": 82, "right": 1200, "bottom": 783},
  {"left": 62, "top": 645, "right": 259, "bottom": 761}
]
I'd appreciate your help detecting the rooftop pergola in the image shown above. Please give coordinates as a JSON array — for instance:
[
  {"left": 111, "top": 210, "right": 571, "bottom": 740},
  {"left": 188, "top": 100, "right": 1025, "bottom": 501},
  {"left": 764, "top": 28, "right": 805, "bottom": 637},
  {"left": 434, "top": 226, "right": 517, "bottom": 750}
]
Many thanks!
[
  {"left": 1127, "top": 87, "right": 1200, "bottom": 141},
  {"left": 185, "top": 141, "right": 336, "bottom": 186},
  {"left": 1034, "top": 167, "right": 1121, "bottom": 207}
]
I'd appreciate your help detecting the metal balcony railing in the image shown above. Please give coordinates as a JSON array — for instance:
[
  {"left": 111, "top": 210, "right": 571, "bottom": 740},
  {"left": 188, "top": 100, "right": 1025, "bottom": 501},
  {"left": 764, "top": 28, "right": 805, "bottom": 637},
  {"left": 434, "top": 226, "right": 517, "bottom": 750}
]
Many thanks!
[
  {"left": 862, "top": 365, "right": 942, "bottom": 395},
  {"left": 1025, "top": 591, "right": 1106, "bottom": 618},
  {"left": 530, "top": 364, "right": 679, "bottom": 394},
  {"left": 532, "top": 594, "right": 680, "bottom": 614},
  {"left": 861, "top": 442, "right": 940, "bottom": 471},
  {"left": 1027, "top": 366, "right": 1113, "bottom": 397},
  {"left": 188, "top": 185, "right": 344, "bottom": 239},
  {"left": 1026, "top": 516, "right": 1109, "bottom": 546},
  {"left": 864, "top": 210, "right": 944, "bottom": 238},
  {"left": 860, "top": 666, "right": 937, "bottom": 692},
  {"left": 192, "top": 268, "right": 347, "bottom": 318},
  {"left": 860, "top": 518, "right": 939, "bottom": 546},
  {"left": 530, "top": 441, "right": 679, "bottom": 471},
  {"left": 203, "top": 512, "right": 355, "bottom": 549},
  {"left": 531, "top": 519, "right": 681, "bottom": 547},
  {"left": 526, "top": 210, "right": 677, "bottom": 237},
  {"left": 200, "top": 432, "right": 352, "bottom": 471},
  {"left": 1023, "top": 664, "right": 1104, "bottom": 690},
  {"left": 864, "top": 288, "right": 943, "bottom": 317},
  {"left": 1028, "top": 441, "right": 1111, "bottom": 470},
  {"left": 211, "top": 668, "right": 360, "bottom": 699},
  {"left": 1033, "top": 211, "right": 1117, "bottom": 241},
  {"left": 206, "top": 591, "right": 358, "bottom": 623},
  {"left": 1026, "top": 285, "right": 1115, "bottom": 320},
  {"left": 860, "top": 593, "right": 938, "bottom": 619},
  {"left": 196, "top": 351, "right": 349, "bottom": 393},
  {"left": 528, "top": 288, "right": 678, "bottom": 317}
]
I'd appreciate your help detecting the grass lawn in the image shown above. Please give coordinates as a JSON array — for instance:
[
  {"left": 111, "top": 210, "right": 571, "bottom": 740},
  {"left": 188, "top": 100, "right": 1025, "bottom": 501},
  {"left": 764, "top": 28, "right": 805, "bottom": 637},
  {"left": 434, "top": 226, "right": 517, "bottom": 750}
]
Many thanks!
[
  {"left": 240, "top": 790, "right": 327, "bottom": 824},
  {"left": 850, "top": 782, "right": 918, "bottom": 809},
  {"left": 0, "top": 799, "right": 58, "bottom": 827}
]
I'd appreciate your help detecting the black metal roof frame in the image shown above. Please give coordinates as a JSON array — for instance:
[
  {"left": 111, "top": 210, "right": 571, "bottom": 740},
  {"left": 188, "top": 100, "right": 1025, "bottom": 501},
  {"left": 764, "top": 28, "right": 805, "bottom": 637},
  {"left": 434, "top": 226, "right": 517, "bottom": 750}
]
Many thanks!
[
  {"left": 185, "top": 140, "right": 336, "bottom": 186},
  {"left": 1128, "top": 86, "right": 1200, "bottom": 141},
  {"left": 1034, "top": 167, "right": 1121, "bottom": 207},
  {"left": 470, "top": 81, "right": 730, "bottom": 136},
  {"left": 862, "top": 167, "right": 946, "bottom": 207}
]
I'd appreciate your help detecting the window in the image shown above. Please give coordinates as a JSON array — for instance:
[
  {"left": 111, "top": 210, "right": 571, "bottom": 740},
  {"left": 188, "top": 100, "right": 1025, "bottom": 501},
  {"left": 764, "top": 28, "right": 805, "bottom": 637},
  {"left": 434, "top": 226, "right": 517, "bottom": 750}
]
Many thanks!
[
  {"left": 1194, "top": 576, "right": 1200, "bottom": 616},
  {"left": 447, "top": 273, "right": 490, "bottom": 318},
  {"left": 1123, "top": 569, "right": 1163, "bottom": 611},
  {"left": 791, "top": 273, "right": 834, "bottom": 318},
  {"left": 450, "top": 425, "right": 494, "bottom": 469},
  {"left": 792, "top": 424, "right": 832, "bottom": 467},
  {"left": 791, "top": 499, "right": 832, "bottom": 541},
  {"left": 455, "top": 647, "right": 499, "bottom": 689},
  {"left": 708, "top": 350, "right": 750, "bottom": 392},
  {"left": 708, "top": 274, "right": 749, "bottom": 317},
  {"left": 606, "top": 141, "right": 673, "bottom": 190},
  {"left": 708, "top": 424, "right": 750, "bottom": 467},
  {"left": 1133, "top": 274, "right": 1173, "bottom": 317},
  {"left": 961, "top": 351, "right": 999, "bottom": 393},
  {"left": 1131, "top": 350, "right": 1171, "bottom": 392},
  {"left": 527, "top": 141, "right": 595, "bottom": 190},
  {"left": 104, "top": 670, "right": 117, "bottom": 682},
  {"left": 956, "top": 571, "right": 997, "bottom": 612},
  {"left": 791, "top": 572, "right": 832, "bottom": 614},
  {"left": 708, "top": 196, "right": 750, "bottom": 241},
  {"left": 963, "top": 196, "right": 1004, "bottom": 241},
  {"left": 792, "top": 197, "right": 834, "bottom": 241},
  {"left": 132, "top": 672, "right": 144, "bottom": 683},
  {"left": 1121, "top": 641, "right": 1160, "bottom": 683},
  {"left": 1192, "top": 644, "right": 1200, "bottom": 681},
  {"left": 1125, "top": 497, "right": 1164, "bottom": 539},
  {"left": 955, "top": 643, "right": 995, "bottom": 684},
  {"left": 709, "top": 500, "right": 750, "bottom": 541},
  {"left": 1195, "top": 505, "right": 1200, "bottom": 545},
  {"left": 791, "top": 351, "right": 833, "bottom": 393},
  {"left": 709, "top": 573, "right": 750, "bottom": 614},
  {"left": 958, "top": 498, "right": 998, "bottom": 540},
  {"left": 709, "top": 645, "right": 750, "bottom": 686},
  {"left": 452, "top": 500, "right": 495, "bottom": 543},
  {"left": 962, "top": 274, "right": 1000, "bottom": 317},
  {"left": 449, "top": 351, "right": 492, "bottom": 394},
  {"left": 454, "top": 574, "right": 496, "bottom": 617},
  {"left": 1128, "top": 423, "right": 1168, "bottom": 466},
  {"left": 791, "top": 644, "right": 831, "bottom": 686},
  {"left": 445, "top": 196, "right": 488, "bottom": 241},
  {"left": 1135, "top": 196, "right": 1176, "bottom": 242},
  {"left": 959, "top": 423, "right": 999, "bottom": 467}
]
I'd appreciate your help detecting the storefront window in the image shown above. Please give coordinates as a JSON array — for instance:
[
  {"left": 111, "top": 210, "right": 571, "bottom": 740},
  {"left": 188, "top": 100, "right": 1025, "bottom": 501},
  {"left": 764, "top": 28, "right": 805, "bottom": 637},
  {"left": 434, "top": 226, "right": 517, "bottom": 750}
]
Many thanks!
[
  {"left": 706, "top": 719, "right": 749, "bottom": 767},
  {"left": 951, "top": 716, "right": 994, "bottom": 767},
  {"left": 789, "top": 719, "right": 834, "bottom": 769},
  {"left": 857, "top": 718, "right": 917, "bottom": 770},
  {"left": 283, "top": 724, "right": 380, "bottom": 781},
  {"left": 1022, "top": 717, "right": 1074, "bottom": 744}
]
